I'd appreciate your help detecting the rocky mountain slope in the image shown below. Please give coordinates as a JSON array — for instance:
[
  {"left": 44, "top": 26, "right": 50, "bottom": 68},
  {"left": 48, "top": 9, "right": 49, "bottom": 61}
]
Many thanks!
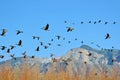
[{"left": 0, "top": 45, "right": 120, "bottom": 74}]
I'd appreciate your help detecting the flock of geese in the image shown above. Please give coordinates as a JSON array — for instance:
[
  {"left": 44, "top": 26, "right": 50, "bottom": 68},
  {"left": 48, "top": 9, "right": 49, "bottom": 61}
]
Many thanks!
[{"left": 0, "top": 20, "right": 117, "bottom": 63}]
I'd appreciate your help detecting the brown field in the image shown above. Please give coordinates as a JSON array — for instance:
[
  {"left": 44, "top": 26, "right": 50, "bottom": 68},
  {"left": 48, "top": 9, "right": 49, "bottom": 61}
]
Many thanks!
[{"left": 0, "top": 61, "right": 120, "bottom": 80}]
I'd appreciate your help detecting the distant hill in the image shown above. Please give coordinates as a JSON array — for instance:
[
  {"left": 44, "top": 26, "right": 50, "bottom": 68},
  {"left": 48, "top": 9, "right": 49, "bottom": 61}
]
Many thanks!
[{"left": 0, "top": 45, "right": 120, "bottom": 74}]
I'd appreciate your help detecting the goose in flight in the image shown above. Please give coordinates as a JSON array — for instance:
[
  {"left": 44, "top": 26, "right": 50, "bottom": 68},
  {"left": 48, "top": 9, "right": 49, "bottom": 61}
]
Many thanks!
[
  {"left": 32, "top": 36, "right": 40, "bottom": 40},
  {"left": 0, "top": 46, "right": 6, "bottom": 50},
  {"left": 35, "top": 46, "right": 40, "bottom": 51},
  {"left": 113, "top": 21, "right": 116, "bottom": 24},
  {"left": 98, "top": 20, "right": 101, "bottom": 23},
  {"left": 105, "top": 33, "right": 110, "bottom": 39},
  {"left": 0, "top": 29, "right": 7, "bottom": 36},
  {"left": 7, "top": 48, "right": 11, "bottom": 53},
  {"left": 56, "top": 35, "right": 61, "bottom": 40},
  {"left": 0, "top": 55, "right": 4, "bottom": 59},
  {"left": 66, "top": 27, "right": 74, "bottom": 32},
  {"left": 16, "top": 40, "right": 22, "bottom": 46},
  {"left": 16, "top": 30, "right": 23, "bottom": 35},
  {"left": 10, "top": 45, "right": 16, "bottom": 50},
  {"left": 105, "top": 21, "right": 108, "bottom": 25},
  {"left": 41, "top": 24, "right": 49, "bottom": 31}
]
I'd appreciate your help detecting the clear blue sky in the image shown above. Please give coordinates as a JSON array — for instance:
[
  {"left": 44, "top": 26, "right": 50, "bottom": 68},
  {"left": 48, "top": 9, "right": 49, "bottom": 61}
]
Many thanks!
[{"left": 0, "top": 0, "right": 120, "bottom": 61}]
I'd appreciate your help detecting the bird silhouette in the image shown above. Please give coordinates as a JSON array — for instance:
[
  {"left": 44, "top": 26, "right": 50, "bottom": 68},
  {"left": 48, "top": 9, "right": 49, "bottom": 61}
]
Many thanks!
[
  {"left": 22, "top": 51, "right": 26, "bottom": 55},
  {"left": 40, "top": 42, "right": 44, "bottom": 46},
  {"left": 96, "top": 44, "right": 100, "bottom": 48},
  {"left": 79, "top": 51, "right": 82, "bottom": 54},
  {"left": 41, "top": 24, "right": 49, "bottom": 31},
  {"left": 31, "top": 55, "right": 35, "bottom": 58},
  {"left": 32, "top": 36, "right": 40, "bottom": 40},
  {"left": 36, "top": 36, "right": 40, "bottom": 40},
  {"left": 56, "top": 35, "right": 61, "bottom": 40},
  {"left": 112, "top": 46, "right": 114, "bottom": 48},
  {"left": 112, "top": 57, "right": 116, "bottom": 62},
  {"left": 0, "top": 46, "right": 6, "bottom": 50},
  {"left": 44, "top": 45, "right": 48, "bottom": 49},
  {"left": 22, "top": 51, "right": 27, "bottom": 58},
  {"left": 105, "top": 21, "right": 108, "bottom": 25},
  {"left": 50, "top": 53, "right": 54, "bottom": 57},
  {"left": 23, "top": 55, "right": 27, "bottom": 58},
  {"left": 64, "top": 21, "right": 67, "bottom": 23},
  {"left": 68, "top": 41, "right": 71, "bottom": 43},
  {"left": 105, "top": 33, "right": 110, "bottom": 39},
  {"left": 63, "top": 37, "right": 65, "bottom": 40},
  {"left": 75, "top": 38, "right": 77, "bottom": 40},
  {"left": 84, "top": 61, "right": 87, "bottom": 64},
  {"left": 10, "top": 54, "right": 16, "bottom": 60},
  {"left": 95, "top": 73, "right": 98, "bottom": 76},
  {"left": 16, "top": 30, "right": 23, "bottom": 35},
  {"left": 52, "top": 58, "right": 58, "bottom": 63},
  {"left": 51, "top": 39, "right": 54, "bottom": 42},
  {"left": 0, "top": 29, "right": 7, "bottom": 36},
  {"left": 94, "top": 21, "right": 97, "bottom": 24},
  {"left": 48, "top": 43, "right": 51, "bottom": 46},
  {"left": 98, "top": 20, "right": 101, "bottom": 23},
  {"left": 10, "top": 45, "right": 16, "bottom": 50},
  {"left": 57, "top": 44, "right": 61, "bottom": 46},
  {"left": 88, "top": 21, "right": 91, "bottom": 23},
  {"left": 81, "top": 21, "right": 84, "bottom": 24},
  {"left": 88, "top": 53, "right": 92, "bottom": 56},
  {"left": 7, "top": 48, "right": 10, "bottom": 53},
  {"left": 10, "top": 54, "right": 15, "bottom": 58},
  {"left": 16, "top": 40, "right": 22, "bottom": 46},
  {"left": 32, "top": 36, "right": 36, "bottom": 39},
  {"left": 113, "top": 21, "right": 116, "bottom": 24},
  {"left": 67, "top": 27, "right": 74, "bottom": 32},
  {"left": 81, "top": 41, "right": 84, "bottom": 44},
  {"left": 35, "top": 46, "right": 40, "bottom": 51},
  {"left": 0, "top": 55, "right": 4, "bottom": 59}
]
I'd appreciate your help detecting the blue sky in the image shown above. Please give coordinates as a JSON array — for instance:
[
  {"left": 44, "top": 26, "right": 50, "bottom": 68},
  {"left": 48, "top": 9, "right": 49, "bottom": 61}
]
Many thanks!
[{"left": 0, "top": 0, "right": 120, "bottom": 61}]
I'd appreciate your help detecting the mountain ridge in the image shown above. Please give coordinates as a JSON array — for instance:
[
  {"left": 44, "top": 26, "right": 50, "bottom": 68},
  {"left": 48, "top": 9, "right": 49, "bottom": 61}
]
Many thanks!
[{"left": 0, "top": 45, "right": 120, "bottom": 74}]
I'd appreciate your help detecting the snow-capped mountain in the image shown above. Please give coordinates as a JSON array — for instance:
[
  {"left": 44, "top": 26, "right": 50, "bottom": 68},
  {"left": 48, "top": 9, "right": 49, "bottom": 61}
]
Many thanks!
[{"left": 0, "top": 45, "right": 120, "bottom": 74}]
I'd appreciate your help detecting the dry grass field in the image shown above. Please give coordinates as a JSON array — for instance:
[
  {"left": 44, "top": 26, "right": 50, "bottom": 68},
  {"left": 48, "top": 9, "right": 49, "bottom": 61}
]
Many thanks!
[{"left": 0, "top": 61, "right": 120, "bottom": 80}]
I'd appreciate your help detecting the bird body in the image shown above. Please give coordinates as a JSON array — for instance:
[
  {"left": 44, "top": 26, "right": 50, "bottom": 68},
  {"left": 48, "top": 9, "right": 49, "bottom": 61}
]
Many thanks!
[
  {"left": 7, "top": 49, "right": 10, "bottom": 53},
  {"left": 0, "top": 46, "right": 6, "bottom": 50},
  {"left": 10, "top": 45, "right": 16, "bottom": 50},
  {"left": 35, "top": 46, "right": 40, "bottom": 51},
  {"left": 105, "top": 33, "right": 110, "bottom": 39},
  {"left": 48, "top": 43, "right": 51, "bottom": 46},
  {"left": 67, "top": 27, "right": 74, "bottom": 32},
  {"left": 31, "top": 55, "right": 35, "bottom": 58},
  {"left": 105, "top": 22, "right": 108, "bottom": 24},
  {"left": 0, "top": 29, "right": 7, "bottom": 36},
  {"left": 94, "top": 21, "right": 97, "bottom": 24},
  {"left": 16, "top": 30, "right": 23, "bottom": 35},
  {"left": 57, "top": 44, "right": 61, "bottom": 46},
  {"left": 32, "top": 36, "right": 40, "bottom": 40},
  {"left": 113, "top": 21, "right": 116, "bottom": 24},
  {"left": 22, "top": 51, "right": 26, "bottom": 55},
  {"left": 16, "top": 40, "right": 22, "bottom": 46},
  {"left": 51, "top": 39, "right": 54, "bottom": 42},
  {"left": 81, "top": 21, "right": 84, "bottom": 24},
  {"left": 41, "top": 24, "right": 49, "bottom": 31},
  {"left": 0, "top": 55, "right": 4, "bottom": 58},
  {"left": 44, "top": 46, "right": 48, "bottom": 49},
  {"left": 40, "top": 42, "right": 44, "bottom": 46},
  {"left": 88, "top": 21, "right": 91, "bottom": 23},
  {"left": 56, "top": 35, "right": 61, "bottom": 40},
  {"left": 98, "top": 20, "right": 101, "bottom": 23}
]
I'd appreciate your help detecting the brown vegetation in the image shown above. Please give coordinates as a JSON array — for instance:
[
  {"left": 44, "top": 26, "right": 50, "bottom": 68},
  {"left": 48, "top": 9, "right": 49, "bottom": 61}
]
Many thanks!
[{"left": 0, "top": 61, "right": 120, "bottom": 80}]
